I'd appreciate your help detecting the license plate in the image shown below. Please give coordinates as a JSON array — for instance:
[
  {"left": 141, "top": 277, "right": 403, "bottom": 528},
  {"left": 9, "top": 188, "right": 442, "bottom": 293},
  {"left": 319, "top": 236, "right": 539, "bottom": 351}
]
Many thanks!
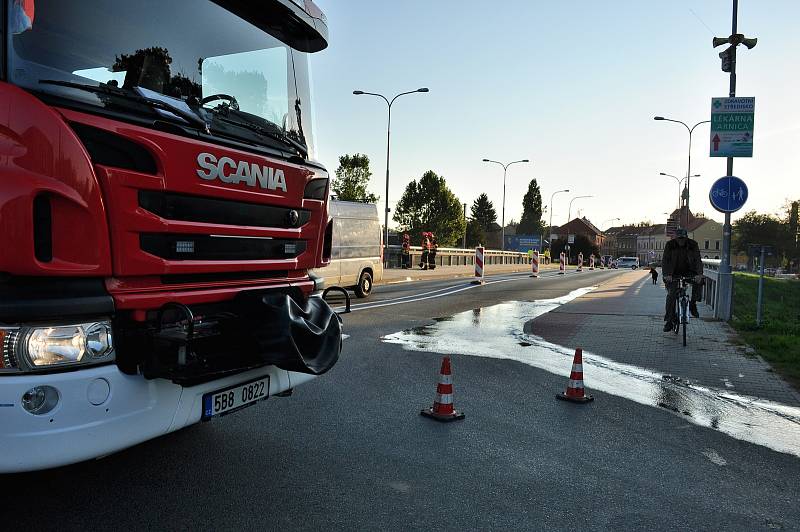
[{"left": 202, "top": 375, "right": 270, "bottom": 420}]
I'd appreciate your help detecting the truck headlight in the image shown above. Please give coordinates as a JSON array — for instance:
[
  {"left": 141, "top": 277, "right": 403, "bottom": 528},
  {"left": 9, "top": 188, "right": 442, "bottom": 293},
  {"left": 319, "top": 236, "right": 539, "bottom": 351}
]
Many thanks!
[{"left": 0, "top": 321, "right": 114, "bottom": 373}]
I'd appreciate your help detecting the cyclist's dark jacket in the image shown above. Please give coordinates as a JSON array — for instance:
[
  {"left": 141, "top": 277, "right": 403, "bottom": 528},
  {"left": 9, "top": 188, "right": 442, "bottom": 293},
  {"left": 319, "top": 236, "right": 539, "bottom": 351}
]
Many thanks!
[{"left": 662, "top": 238, "right": 702, "bottom": 277}]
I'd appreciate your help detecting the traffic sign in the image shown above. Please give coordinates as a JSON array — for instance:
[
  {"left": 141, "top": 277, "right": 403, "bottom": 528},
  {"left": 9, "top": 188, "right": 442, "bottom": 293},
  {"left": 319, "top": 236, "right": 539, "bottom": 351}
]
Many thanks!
[
  {"left": 710, "top": 97, "right": 754, "bottom": 157},
  {"left": 665, "top": 216, "right": 679, "bottom": 237},
  {"left": 709, "top": 176, "right": 748, "bottom": 213}
]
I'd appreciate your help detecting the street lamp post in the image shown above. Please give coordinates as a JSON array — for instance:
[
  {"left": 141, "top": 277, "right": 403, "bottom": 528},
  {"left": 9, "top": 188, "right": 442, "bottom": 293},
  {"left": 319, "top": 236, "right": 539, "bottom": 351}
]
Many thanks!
[
  {"left": 659, "top": 172, "right": 701, "bottom": 211},
  {"left": 547, "top": 189, "right": 570, "bottom": 259},
  {"left": 481, "top": 158, "right": 529, "bottom": 250},
  {"left": 653, "top": 116, "right": 711, "bottom": 228},
  {"left": 567, "top": 195, "right": 593, "bottom": 223},
  {"left": 353, "top": 87, "right": 429, "bottom": 266}
]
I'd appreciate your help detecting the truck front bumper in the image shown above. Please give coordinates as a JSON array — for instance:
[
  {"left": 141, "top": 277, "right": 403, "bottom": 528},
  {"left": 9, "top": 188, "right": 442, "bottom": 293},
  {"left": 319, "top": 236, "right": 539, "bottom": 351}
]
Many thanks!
[{"left": 0, "top": 363, "right": 313, "bottom": 473}]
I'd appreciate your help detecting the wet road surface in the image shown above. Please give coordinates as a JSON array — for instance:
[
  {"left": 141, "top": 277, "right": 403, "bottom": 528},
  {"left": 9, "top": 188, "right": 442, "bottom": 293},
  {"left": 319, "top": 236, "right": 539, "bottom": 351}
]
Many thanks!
[
  {"left": 384, "top": 289, "right": 800, "bottom": 458},
  {"left": 6, "top": 269, "right": 800, "bottom": 530}
]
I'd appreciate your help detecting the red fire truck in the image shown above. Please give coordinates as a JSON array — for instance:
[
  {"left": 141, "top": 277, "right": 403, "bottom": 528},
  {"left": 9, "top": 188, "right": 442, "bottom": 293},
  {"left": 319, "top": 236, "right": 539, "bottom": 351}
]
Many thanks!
[{"left": 0, "top": 0, "right": 341, "bottom": 472}]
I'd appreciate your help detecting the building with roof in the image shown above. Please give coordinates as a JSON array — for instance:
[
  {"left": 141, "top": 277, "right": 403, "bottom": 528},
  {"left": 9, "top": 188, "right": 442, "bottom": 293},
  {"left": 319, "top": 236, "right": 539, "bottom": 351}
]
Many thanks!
[
  {"left": 552, "top": 217, "right": 604, "bottom": 249},
  {"left": 603, "top": 225, "right": 647, "bottom": 258},
  {"left": 637, "top": 224, "right": 667, "bottom": 264},
  {"left": 689, "top": 218, "right": 723, "bottom": 259}
]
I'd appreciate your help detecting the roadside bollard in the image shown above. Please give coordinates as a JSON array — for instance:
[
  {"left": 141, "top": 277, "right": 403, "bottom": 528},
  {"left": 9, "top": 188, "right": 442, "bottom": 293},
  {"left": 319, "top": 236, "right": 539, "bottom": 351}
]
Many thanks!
[
  {"left": 589, "top": 254, "right": 595, "bottom": 270},
  {"left": 600, "top": 256, "right": 605, "bottom": 269},
  {"left": 559, "top": 252, "right": 566, "bottom": 275},
  {"left": 577, "top": 252, "right": 583, "bottom": 272},
  {"left": 472, "top": 246, "right": 485, "bottom": 285},
  {"left": 530, "top": 250, "right": 539, "bottom": 278}
]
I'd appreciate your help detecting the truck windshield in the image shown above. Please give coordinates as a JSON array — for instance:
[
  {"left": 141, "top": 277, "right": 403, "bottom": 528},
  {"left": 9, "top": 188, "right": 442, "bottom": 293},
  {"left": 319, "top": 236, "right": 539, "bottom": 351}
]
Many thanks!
[{"left": 7, "top": 0, "right": 316, "bottom": 158}]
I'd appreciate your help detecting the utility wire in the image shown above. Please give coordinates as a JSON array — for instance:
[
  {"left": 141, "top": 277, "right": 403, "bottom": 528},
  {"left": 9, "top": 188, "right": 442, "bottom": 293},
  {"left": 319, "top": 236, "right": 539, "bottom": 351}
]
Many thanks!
[{"left": 688, "top": 7, "right": 716, "bottom": 36}]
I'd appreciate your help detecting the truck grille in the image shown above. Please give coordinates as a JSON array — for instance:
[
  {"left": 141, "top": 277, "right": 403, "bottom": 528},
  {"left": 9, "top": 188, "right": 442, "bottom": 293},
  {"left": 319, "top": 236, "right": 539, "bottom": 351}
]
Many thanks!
[
  {"left": 140, "top": 234, "right": 306, "bottom": 261},
  {"left": 139, "top": 190, "right": 310, "bottom": 229}
]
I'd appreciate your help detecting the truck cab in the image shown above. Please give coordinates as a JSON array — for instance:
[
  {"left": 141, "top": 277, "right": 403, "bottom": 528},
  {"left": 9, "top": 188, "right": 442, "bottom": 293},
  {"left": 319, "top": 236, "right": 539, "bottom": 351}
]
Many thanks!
[{"left": 0, "top": 0, "right": 340, "bottom": 472}]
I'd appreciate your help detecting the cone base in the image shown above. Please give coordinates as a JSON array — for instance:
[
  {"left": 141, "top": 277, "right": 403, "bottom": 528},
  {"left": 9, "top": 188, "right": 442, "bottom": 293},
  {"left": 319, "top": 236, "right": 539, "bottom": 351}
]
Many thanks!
[
  {"left": 471, "top": 279, "right": 485, "bottom": 285},
  {"left": 529, "top": 274, "right": 539, "bottom": 278},
  {"left": 420, "top": 408, "right": 465, "bottom": 422},
  {"left": 556, "top": 392, "right": 594, "bottom": 403}
]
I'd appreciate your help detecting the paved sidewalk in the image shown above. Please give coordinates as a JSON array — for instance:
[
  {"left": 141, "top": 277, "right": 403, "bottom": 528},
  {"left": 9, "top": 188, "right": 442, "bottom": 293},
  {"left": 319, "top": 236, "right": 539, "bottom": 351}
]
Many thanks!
[
  {"left": 381, "top": 262, "right": 560, "bottom": 284},
  {"left": 530, "top": 270, "right": 800, "bottom": 405}
]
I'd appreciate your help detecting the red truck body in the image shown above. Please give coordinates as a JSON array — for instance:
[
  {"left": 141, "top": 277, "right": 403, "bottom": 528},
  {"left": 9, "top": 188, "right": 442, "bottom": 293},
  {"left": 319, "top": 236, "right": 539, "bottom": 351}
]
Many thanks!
[{"left": 1, "top": 0, "right": 340, "bottom": 472}]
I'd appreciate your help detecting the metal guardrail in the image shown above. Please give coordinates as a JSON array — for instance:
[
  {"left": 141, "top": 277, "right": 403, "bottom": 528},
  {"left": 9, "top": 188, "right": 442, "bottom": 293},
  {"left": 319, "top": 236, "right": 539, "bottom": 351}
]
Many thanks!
[
  {"left": 702, "top": 259, "right": 721, "bottom": 311},
  {"left": 385, "top": 245, "right": 535, "bottom": 268}
]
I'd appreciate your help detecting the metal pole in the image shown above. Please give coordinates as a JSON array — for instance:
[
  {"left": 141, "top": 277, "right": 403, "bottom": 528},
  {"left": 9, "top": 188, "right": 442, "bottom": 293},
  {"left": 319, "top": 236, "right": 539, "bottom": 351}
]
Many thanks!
[
  {"left": 354, "top": 88, "right": 428, "bottom": 268},
  {"left": 686, "top": 131, "right": 693, "bottom": 228},
  {"left": 501, "top": 165, "right": 507, "bottom": 251},
  {"left": 717, "top": 0, "right": 738, "bottom": 320},
  {"left": 462, "top": 202, "right": 467, "bottom": 249},
  {"left": 548, "top": 193, "right": 556, "bottom": 259},
  {"left": 756, "top": 245, "right": 765, "bottom": 326},
  {"left": 384, "top": 103, "right": 391, "bottom": 267}
]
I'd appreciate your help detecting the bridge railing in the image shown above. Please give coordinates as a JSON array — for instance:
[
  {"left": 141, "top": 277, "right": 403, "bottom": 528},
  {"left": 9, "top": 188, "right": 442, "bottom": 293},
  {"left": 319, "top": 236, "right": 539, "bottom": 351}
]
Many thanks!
[
  {"left": 702, "top": 259, "right": 721, "bottom": 311},
  {"left": 385, "top": 245, "right": 534, "bottom": 268}
]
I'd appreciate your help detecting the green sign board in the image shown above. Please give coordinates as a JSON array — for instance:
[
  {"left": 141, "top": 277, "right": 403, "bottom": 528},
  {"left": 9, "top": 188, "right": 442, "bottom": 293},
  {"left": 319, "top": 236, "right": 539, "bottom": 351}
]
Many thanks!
[{"left": 710, "top": 97, "right": 754, "bottom": 157}]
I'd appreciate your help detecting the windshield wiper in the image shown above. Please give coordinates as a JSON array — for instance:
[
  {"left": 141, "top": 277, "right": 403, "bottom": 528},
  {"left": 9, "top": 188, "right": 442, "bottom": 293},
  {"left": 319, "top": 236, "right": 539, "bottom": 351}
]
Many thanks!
[
  {"left": 38, "top": 79, "right": 210, "bottom": 133},
  {"left": 209, "top": 110, "right": 308, "bottom": 158}
]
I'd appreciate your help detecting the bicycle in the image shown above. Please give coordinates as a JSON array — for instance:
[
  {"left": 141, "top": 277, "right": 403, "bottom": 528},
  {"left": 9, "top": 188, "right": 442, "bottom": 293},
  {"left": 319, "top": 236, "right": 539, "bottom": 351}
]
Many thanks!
[{"left": 671, "top": 276, "right": 693, "bottom": 347}]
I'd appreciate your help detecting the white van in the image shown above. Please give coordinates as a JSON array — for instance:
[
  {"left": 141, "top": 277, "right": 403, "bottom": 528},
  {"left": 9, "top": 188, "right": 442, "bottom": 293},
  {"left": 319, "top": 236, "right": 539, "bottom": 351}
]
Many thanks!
[
  {"left": 615, "top": 256, "right": 640, "bottom": 269},
  {"left": 312, "top": 199, "right": 383, "bottom": 297}
]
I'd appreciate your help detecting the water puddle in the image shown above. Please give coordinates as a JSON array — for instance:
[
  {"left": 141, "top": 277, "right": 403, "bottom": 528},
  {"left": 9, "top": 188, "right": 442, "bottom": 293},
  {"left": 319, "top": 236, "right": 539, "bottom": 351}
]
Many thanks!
[{"left": 382, "top": 288, "right": 800, "bottom": 458}]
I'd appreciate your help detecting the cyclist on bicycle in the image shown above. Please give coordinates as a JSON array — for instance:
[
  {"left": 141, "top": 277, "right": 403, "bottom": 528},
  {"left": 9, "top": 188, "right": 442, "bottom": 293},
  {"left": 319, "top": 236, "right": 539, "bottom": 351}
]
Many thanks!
[{"left": 662, "top": 227, "right": 703, "bottom": 332}]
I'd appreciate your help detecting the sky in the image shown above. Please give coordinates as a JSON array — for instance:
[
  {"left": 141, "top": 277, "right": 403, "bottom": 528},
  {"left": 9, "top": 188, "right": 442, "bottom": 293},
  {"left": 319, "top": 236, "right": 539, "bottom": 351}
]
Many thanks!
[{"left": 309, "top": 0, "right": 800, "bottom": 231}]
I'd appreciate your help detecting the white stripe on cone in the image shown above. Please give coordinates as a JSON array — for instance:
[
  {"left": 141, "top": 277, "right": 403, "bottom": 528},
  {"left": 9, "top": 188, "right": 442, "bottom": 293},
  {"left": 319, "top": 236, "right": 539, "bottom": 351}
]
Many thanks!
[
  {"left": 568, "top": 379, "right": 585, "bottom": 389},
  {"left": 435, "top": 393, "right": 453, "bottom": 404},
  {"left": 439, "top": 374, "right": 452, "bottom": 385}
]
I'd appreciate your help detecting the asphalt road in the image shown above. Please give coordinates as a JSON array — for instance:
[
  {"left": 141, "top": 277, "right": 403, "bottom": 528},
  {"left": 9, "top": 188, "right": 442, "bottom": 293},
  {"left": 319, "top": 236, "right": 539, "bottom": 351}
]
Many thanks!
[{"left": 6, "top": 269, "right": 800, "bottom": 531}]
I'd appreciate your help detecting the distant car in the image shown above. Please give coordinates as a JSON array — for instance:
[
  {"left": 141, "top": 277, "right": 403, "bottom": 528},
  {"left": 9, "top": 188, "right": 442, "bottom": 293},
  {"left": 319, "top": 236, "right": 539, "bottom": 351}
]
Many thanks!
[{"left": 615, "top": 256, "right": 640, "bottom": 270}]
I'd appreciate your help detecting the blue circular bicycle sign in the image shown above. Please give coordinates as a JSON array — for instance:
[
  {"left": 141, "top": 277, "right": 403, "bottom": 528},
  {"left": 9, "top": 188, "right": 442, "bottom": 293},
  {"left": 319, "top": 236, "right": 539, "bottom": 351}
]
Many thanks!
[{"left": 709, "top": 175, "right": 748, "bottom": 213}]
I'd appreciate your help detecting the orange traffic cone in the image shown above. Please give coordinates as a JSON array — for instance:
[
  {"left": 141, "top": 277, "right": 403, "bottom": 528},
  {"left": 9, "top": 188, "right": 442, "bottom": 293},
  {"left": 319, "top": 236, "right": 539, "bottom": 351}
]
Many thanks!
[
  {"left": 556, "top": 348, "right": 594, "bottom": 403},
  {"left": 421, "top": 356, "right": 465, "bottom": 421}
]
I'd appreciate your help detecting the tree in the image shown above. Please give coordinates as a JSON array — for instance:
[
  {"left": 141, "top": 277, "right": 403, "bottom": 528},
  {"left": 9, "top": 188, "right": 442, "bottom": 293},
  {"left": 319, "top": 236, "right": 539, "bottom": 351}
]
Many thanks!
[
  {"left": 517, "top": 179, "right": 545, "bottom": 235},
  {"left": 733, "top": 211, "right": 788, "bottom": 253},
  {"left": 465, "top": 219, "right": 485, "bottom": 248},
  {"left": 470, "top": 193, "right": 497, "bottom": 231},
  {"left": 331, "top": 154, "right": 378, "bottom": 203},
  {"left": 393, "top": 170, "right": 466, "bottom": 247}
]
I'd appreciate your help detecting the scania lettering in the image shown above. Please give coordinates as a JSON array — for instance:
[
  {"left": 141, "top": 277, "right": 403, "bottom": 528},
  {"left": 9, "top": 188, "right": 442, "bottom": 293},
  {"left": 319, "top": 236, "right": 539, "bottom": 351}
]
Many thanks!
[
  {"left": 0, "top": 0, "right": 339, "bottom": 473},
  {"left": 196, "top": 152, "right": 288, "bottom": 192}
]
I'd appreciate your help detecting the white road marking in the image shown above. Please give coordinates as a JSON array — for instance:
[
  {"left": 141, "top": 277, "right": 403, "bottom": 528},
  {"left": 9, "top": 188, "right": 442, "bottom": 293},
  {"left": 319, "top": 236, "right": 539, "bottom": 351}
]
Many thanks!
[
  {"left": 333, "top": 269, "right": 613, "bottom": 313},
  {"left": 702, "top": 449, "right": 728, "bottom": 466}
]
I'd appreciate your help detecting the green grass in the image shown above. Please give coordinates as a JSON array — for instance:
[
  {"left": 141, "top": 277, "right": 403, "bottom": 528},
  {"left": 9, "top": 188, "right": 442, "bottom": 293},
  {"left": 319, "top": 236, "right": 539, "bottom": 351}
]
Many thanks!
[{"left": 731, "top": 274, "right": 800, "bottom": 387}]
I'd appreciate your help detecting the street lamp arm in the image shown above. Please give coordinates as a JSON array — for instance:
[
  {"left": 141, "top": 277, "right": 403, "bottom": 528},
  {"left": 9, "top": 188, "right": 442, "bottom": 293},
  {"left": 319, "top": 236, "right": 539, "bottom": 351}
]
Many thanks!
[
  {"left": 655, "top": 116, "right": 690, "bottom": 132},
  {"left": 482, "top": 158, "right": 529, "bottom": 171},
  {"left": 390, "top": 90, "right": 426, "bottom": 106},
  {"left": 689, "top": 120, "right": 711, "bottom": 133},
  {"left": 355, "top": 91, "right": 390, "bottom": 106},
  {"left": 505, "top": 159, "right": 530, "bottom": 170}
]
